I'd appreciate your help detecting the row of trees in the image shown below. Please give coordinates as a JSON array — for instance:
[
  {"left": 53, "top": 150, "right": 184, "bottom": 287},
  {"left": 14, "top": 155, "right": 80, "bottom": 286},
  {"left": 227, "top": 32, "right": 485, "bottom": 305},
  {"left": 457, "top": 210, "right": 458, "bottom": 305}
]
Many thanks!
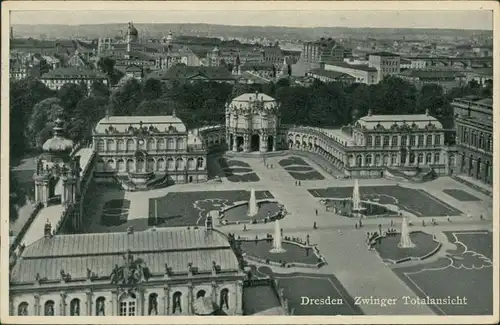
[{"left": 11, "top": 74, "right": 491, "bottom": 161}]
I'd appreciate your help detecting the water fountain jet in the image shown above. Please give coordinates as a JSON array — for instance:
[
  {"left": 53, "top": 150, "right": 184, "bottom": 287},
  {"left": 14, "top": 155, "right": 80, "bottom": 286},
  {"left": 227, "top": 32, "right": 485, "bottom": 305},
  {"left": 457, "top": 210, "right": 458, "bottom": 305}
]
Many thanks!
[
  {"left": 398, "top": 216, "right": 416, "bottom": 248},
  {"left": 269, "top": 219, "right": 286, "bottom": 253},
  {"left": 247, "top": 188, "right": 258, "bottom": 216}
]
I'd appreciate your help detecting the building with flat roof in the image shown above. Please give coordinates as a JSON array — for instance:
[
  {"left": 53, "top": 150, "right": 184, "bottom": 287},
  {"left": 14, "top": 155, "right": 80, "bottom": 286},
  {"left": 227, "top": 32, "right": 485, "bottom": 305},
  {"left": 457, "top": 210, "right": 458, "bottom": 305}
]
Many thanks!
[
  {"left": 452, "top": 97, "right": 493, "bottom": 185},
  {"left": 368, "top": 52, "right": 401, "bottom": 82},
  {"left": 41, "top": 67, "right": 108, "bottom": 91},
  {"left": 323, "top": 62, "right": 378, "bottom": 85},
  {"left": 302, "top": 38, "right": 351, "bottom": 71}
]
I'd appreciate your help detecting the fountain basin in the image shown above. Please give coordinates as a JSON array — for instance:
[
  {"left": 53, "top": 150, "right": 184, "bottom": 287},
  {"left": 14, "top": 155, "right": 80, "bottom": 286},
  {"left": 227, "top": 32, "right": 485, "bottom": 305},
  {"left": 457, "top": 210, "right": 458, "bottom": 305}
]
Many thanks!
[
  {"left": 220, "top": 200, "right": 283, "bottom": 225},
  {"left": 321, "top": 198, "right": 399, "bottom": 218},
  {"left": 373, "top": 231, "right": 442, "bottom": 264},
  {"left": 239, "top": 238, "right": 326, "bottom": 269}
]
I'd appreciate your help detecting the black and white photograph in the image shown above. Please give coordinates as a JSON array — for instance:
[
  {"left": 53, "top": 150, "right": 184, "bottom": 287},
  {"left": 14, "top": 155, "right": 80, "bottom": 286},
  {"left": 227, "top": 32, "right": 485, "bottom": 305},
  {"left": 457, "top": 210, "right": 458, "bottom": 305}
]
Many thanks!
[{"left": 1, "top": 1, "right": 497, "bottom": 323}]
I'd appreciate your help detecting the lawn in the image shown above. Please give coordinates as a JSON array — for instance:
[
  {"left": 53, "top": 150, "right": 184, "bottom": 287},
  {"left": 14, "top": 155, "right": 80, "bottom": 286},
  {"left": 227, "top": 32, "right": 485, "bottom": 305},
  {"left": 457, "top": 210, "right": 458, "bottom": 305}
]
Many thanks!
[
  {"left": 279, "top": 157, "right": 325, "bottom": 181},
  {"left": 442, "top": 189, "right": 481, "bottom": 202}
]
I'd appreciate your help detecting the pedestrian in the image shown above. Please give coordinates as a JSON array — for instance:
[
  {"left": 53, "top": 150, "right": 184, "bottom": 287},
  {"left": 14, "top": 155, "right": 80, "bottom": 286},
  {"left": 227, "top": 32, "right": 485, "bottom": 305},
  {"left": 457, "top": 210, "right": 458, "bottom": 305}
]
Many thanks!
[
  {"left": 315, "top": 208, "right": 318, "bottom": 216},
  {"left": 422, "top": 220, "right": 426, "bottom": 227},
  {"left": 243, "top": 224, "right": 247, "bottom": 231},
  {"left": 390, "top": 220, "right": 394, "bottom": 227},
  {"left": 313, "top": 221, "right": 317, "bottom": 229},
  {"left": 480, "top": 214, "right": 484, "bottom": 220},
  {"left": 447, "top": 215, "right": 451, "bottom": 223},
  {"left": 359, "top": 219, "right": 363, "bottom": 228},
  {"left": 355, "top": 222, "right": 358, "bottom": 229}
]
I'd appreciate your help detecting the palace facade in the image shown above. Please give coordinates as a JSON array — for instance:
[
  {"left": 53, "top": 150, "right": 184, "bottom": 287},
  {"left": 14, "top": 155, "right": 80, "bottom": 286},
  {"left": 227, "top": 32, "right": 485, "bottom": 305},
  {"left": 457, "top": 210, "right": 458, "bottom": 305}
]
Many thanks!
[
  {"left": 452, "top": 97, "right": 493, "bottom": 185},
  {"left": 92, "top": 114, "right": 208, "bottom": 187},
  {"left": 10, "top": 223, "right": 245, "bottom": 316}
]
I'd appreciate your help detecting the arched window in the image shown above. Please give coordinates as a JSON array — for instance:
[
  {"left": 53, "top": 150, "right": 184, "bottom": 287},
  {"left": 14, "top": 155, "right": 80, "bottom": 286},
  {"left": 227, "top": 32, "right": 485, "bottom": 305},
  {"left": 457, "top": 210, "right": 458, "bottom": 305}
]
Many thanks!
[
  {"left": 356, "top": 155, "right": 362, "bottom": 167},
  {"left": 220, "top": 288, "right": 229, "bottom": 310},
  {"left": 96, "top": 139, "right": 105, "bottom": 151},
  {"left": 176, "top": 158, "right": 184, "bottom": 170},
  {"left": 374, "top": 154, "right": 381, "bottom": 166},
  {"left": 44, "top": 300, "right": 55, "bottom": 316},
  {"left": 365, "top": 154, "right": 372, "bottom": 166},
  {"left": 106, "top": 159, "right": 115, "bottom": 172},
  {"left": 167, "top": 138, "right": 175, "bottom": 150},
  {"left": 479, "top": 133, "right": 484, "bottom": 149},
  {"left": 197, "top": 157, "right": 204, "bottom": 169},
  {"left": 450, "top": 154, "right": 456, "bottom": 166},
  {"left": 417, "top": 153, "right": 424, "bottom": 164},
  {"left": 434, "top": 134, "right": 441, "bottom": 146},
  {"left": 70, "top": 298, "right": 80, "bottom": 316},
  {"left": 157, "top": 138, "right": 166, "bottom": 150},
  {"left": 157, "top": 158, "right": 166, "bottom": 171},
  {"left": 167, "top": 158, "right": 175, "bottom": 170},
  {"left": 374, "top": 136, "right": 381, "bottom": 147},
  {"left": 409, "top": 152, "right": 415, "bottom": 164},
  {"left": 96, "top": 297, "right": 106, "bottom": 316},
  {"left": 137, "top": 159, "right": 145, "bottom": 172},
  {"left": 126, "top": 139, "right": 135, "bottom": 151},
  {"left": 147, "top": 139, "right": 155, "bottom": 151},
  {"left": 391, "top": 154, "right": 398, "bottom": 166},
  {"left": 187, "top": 158, "right": 196, "bottom": 170},
  {"left": 172, "top": 292, "right": 182, "bottom": 314},
  {"left": 196, "top": 290, "right": 206, "bottom": 299},
  {"left": 434, "top": 153, "right": 440, "bottom": 164},
  {"left": 117, "top": 159, "right": 125, "bottom": 172},
  {"left": 126, "top": 159, "right": 134, "bottom": 172},
  {"left": 176, "top": 138, "right": 185, "bottom": 150},
  {"left": 148, "top": 293, "right": 158, "bottom": 316},
  {"left": 366, "top": 136, "right": 373, "bottom": 146},
  {"left": 147, "top": 159, "right": 155, "bottom": 172},
  {"left": 106, "top": 139, "right": 115, "bottom": 151},
  {"left": 409, "top": 136, "right": 416, "bottom": 146},
  {"left": 117, "top": 139, "right": 125, "bottom": 151},
  {"left": 391, "top": 136, "right": 398, "bottom": 147},
  {"left": 426, "top": 153, "right": 432, "bottom": 164},
  {"left": 417, "top": 135, "right": 424, "bottom": 147},
  {"left": 119, "top": 293, "right": 135, "bottom": 316},
  {"left": 383, "top": 136, "right": 389, "bottom": 147},
  {"left": 17, "top": 302, "right": 28, "bottom": 316}
]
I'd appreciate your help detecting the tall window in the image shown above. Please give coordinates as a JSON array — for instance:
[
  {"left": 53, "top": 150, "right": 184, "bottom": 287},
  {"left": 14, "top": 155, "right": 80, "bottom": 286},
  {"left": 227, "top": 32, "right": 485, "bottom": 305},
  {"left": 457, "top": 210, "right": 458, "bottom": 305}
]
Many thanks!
[
  {"left": 44, "top": 300, "right": 55, "bottom": 316},
  {"left": 148, "top": 293, "right": 158, "bottom": 316},
  {"left": 17, "top": 302, "right": 28, "bottom": 316},
  {"left": 464, "top": 129, "right": 469, "bottom": 144},
  {"left": 70, "top": 299, "right": 80, "bottom": 316},
  {"left": 426, "top": 135, "right": 432, "bottom": 146},
  {"left": 366, "top": 136, "right": 373, "bottom": 146},
  {"left": 401, "top": 135, "right": 407, "bottom": 146},
  {"left": 471, "top": 131, "right": 477, "bottom": 147},
  {"left": 365, "top": 154, "right": 372, "bottom": 166},
  {"left": 197, "top": 157, "right": 204, "bottom": 169},
  {"left": 418, "top": 153, "right": 424, "bottom": 164},
  {"left": 120, "top": 300, "right": 136, "bottom": 316},
  {"left": 126, "top": 139, "right": 134, "bottom": 151},
  {"left": 409, "top": 135, "right": 416, "bottom": 146},
  {"left": 391, "top": 154, "right": 398, "bottom": 166},
  {"left": 96, "top": 139, "right": 105, "bottom": 151},
  {"left": 96, "top": 297, "right": 105, "bottom": 316},
  {"left": 435, "top": 134, "right": 441, "bottom": 146},
  {"left": 426, "top": 153, "right": 432, "bottom": 164},
  {"left": 220, "top": 289, "right": 229, "bottom": 310},
  {"left": 172, "top": 292, "right": 182, "bottom": 314},
  {"left": 383, "top": 136, "right": 390, "bottom": 147},
  {"left": 409, "top": 152, "right": 415, "bottom": 164},
  {"left": 434, "top": 153, "right": 440, "bottom": 164},
  {"left": 374, "top": 136, "right": 381, "bottom": 147},
  {"left": 391, "top": 136, "right": 398, "bottom": 147},
  {"left": 418, "top": 135, "right": 424, "bottom": 147},
  {"left": 479, "top": 133, "right": 484, "bottom": 149},
  {"left": 117, "top": 139, "right": 125, "bottom": 151},
  {"left": 107, "top": 139, "right": 115, "bottom": 151},
  {"left": 488, "top": 135, "right": 493, "bottom": 151}
]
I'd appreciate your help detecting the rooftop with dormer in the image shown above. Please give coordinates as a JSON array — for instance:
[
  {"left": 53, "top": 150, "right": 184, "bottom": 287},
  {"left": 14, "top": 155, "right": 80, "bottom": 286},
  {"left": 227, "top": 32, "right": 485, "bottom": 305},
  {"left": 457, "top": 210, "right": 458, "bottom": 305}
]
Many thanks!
[
  {"left": 94, "top": 115, "right": 188, "bottom": 134},
  {"left": 355, "top": 110, "right": 443, "bottom": 131}
]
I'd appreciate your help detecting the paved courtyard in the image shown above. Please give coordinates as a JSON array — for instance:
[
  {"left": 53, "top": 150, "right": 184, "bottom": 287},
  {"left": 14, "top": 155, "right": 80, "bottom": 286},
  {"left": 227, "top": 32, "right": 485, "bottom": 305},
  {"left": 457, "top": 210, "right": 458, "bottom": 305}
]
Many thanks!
[
  {"left": 78, "top": 153, "right": 492, "bottom": 315},
  {"left": 393, "top": 231, "right": 493, "bottom": 315}
]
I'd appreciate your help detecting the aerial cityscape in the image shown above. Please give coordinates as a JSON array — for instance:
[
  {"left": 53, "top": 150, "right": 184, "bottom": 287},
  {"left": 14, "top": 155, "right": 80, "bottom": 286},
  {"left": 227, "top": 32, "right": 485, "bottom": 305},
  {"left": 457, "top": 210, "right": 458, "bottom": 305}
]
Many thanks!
[{"left": 5, "top": 6, "right": 494, "bottom": 319}]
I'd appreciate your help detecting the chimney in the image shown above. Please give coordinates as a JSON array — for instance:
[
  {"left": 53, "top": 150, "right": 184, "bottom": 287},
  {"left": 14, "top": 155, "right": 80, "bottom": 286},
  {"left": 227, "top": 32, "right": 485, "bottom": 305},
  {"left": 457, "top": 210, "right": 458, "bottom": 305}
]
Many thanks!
[{"left": 44, "top": 219, "right": 52, "bottom": 238}]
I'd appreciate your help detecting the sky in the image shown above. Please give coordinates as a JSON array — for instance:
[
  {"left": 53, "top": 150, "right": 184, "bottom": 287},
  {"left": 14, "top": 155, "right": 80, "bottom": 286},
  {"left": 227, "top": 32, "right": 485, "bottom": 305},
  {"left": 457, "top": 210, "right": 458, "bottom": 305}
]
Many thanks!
[{"left": 10, "top": 9, "right": 493, "bottom": 30}]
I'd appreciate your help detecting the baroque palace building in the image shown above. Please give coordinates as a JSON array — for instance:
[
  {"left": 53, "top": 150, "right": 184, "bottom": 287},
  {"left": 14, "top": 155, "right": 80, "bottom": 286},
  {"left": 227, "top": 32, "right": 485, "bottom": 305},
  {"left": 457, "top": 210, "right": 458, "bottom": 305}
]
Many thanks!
[
  {"left": 10, "top": 219, "right": 245, "bottom": 316},
  {"left": 92, "top": 113, "right": 208, "bottom": 188},
  {"left": 452, "top": 96, "right": 493, "bottom": 185}
]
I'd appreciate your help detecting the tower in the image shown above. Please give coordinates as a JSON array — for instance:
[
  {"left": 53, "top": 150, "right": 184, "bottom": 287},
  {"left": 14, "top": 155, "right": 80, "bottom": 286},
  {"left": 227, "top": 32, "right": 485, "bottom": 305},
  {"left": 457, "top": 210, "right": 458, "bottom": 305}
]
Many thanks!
[{"left": 210, "top": 47, "right": 220, "bottom": 67}]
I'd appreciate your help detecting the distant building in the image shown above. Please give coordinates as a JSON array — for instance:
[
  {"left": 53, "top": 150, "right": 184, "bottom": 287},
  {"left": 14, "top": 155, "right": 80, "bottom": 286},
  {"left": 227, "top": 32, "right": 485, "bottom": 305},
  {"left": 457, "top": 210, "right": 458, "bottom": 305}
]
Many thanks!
[
  {"left": 472, "top": 45, "right": 493, "bottom": 58},
  {"left": 149, "top": 64, "right": 236, "bottom": 84},
  {"left": 306, "top": 69, "right": 356, "bottom": 84},
  {"left": 323, "top": 61, "right": 378, "bottom": 85},
  {"left": 465, "top": 68, "right": 493, "bottom": 87},
  {"left": 41, "top": 67, "right": 108, "bottom": 91},
  {"left": 302, "top": 38, "right": 350, "bottom": 71},
  {"left": 368, "top": 52, "right": 401, "bottom": 82},
  {"left": 452, "top": 97, "right": 493, "bottom": 185},
  {"left": 397, "top": 69, "right": 467, "bottom": 93},
  {"left": 92, "top": 115, "right": 208, "bottom": 186}
]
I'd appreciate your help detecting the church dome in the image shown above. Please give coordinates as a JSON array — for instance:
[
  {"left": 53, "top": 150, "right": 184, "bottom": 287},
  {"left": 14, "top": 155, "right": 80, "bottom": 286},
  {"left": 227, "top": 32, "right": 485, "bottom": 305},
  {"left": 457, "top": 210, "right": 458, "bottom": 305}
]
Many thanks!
[
  {"left": 42, "top": 118, "right": 74, "bottom": 154},
  {"left": 128, "top": 22, "right": 138, "bottom": 36}
]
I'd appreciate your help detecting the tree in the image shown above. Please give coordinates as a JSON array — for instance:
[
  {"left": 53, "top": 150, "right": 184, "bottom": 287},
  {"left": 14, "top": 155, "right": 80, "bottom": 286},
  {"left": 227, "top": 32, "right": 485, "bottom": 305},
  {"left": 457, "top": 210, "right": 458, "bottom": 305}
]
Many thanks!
[
  {"left": 417, "top": 83, "right": 445, "bottom": 115},
  {"left": 142, "top": 78, "right": 164, "bottom": 101},
  {"left": 57, "top": 83, "right": 86, "bottom": 117},
  {"left": 90, "top": 80, "right": 110, "bottom": 99},
  {"left": 27, "top": 97, "right": 65, "bottom": 147},
  {"left": 110, "top": 78, "right": 144, "bottom": 116},
  {"left": 136, "top": 99, "right": 169, "bottom": 116}
]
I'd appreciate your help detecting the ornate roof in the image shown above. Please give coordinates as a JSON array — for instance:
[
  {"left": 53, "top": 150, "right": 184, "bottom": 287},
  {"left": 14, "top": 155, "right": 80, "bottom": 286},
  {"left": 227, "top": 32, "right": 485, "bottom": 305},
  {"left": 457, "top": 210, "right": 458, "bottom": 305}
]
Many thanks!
[
  {"left": 42, "top": 118, "right": 74, "bottom": 153},
  {"left": 227, "top": 92, "right": 278, "bottom": 115},
  {"left": 355, "top": 113, "right": 443, "bottom": 131},
  {"left": 11, "top": 228, "right": 239, "bottom": 284},
  {"left": 94, "top": 115, "right": 187, "bottom": 134}
]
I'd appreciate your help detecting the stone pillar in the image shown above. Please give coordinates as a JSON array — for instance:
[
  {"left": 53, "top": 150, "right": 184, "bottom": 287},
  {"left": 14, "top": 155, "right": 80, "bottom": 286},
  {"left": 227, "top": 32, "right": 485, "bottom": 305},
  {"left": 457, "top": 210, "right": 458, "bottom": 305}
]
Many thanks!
[
  {"left": 406, "top": 151, "right": 410, "bottom": 166},
  {"left": 232, "top": 134, "right": 237, "bottom": 152},
  {"left": 272, "top": 135, "right": 277, "bottom": 151},
  {"left": 243, "top": 134, "right": 250, "bottom": 152},
  {"left": 211, "top": 281, "right": 218, "bottom": 305},
  {"left": 187, "top": 283, "right": 194, "bottom": 315},
  {"left": 85, "top": 291, "right": 93, "bottom": 316},
  {"left": 34, "top": 294, "right": 41, "bottom": 316},
  {"left": 163, "top": 286, "right": 170, "bottom": 315},
  {"left": 138, "top": 288, "right": 145, "bottom": 316},
  {"left": 111, "top": 290, "right": 119, "bottom": 316},
  {"left": 60, "top": 292, "right": 67, "bottom": 316},
  {"left": 235, "top": 280, "right": 243, "bottom": 315},
  {"left": 260, "top": 133, "right": 267, "bottom": 153}
]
